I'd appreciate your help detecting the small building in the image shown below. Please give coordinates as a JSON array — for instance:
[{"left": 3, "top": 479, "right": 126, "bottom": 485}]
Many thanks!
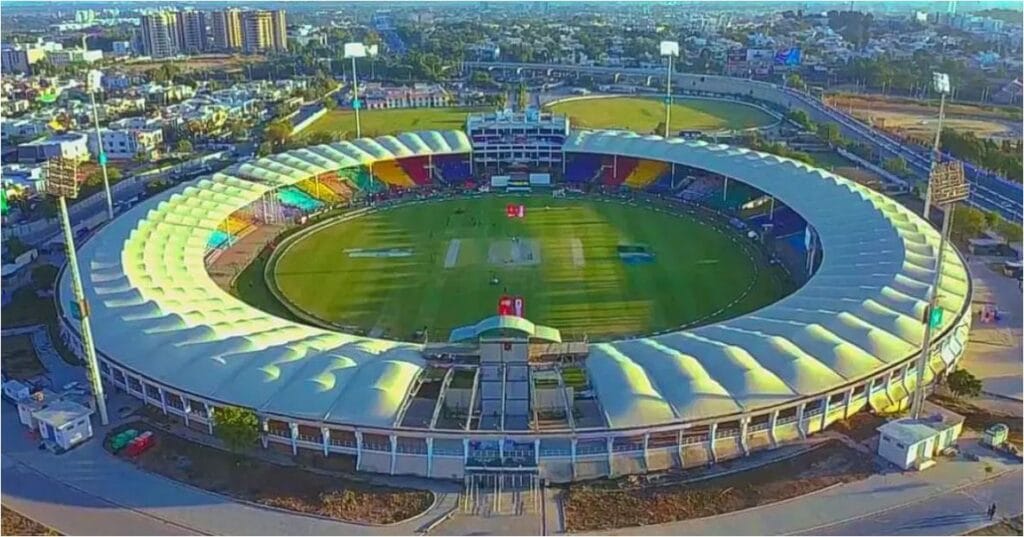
[
  {"left": 877, "top": 404, "right": 964, "bottom": 471},
  {"left": 32, "top": 400, "right": 94, "bottom": 451},
  {"left": 17, "top": 132, "right": 90, "bottom": 163}
]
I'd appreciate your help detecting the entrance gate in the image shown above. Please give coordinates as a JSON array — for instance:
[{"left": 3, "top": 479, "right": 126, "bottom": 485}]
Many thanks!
[{"left": 461, "top": 471, "right": 541, "bottom": 516}]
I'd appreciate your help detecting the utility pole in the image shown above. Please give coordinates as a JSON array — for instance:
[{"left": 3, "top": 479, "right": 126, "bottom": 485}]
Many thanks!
[
  {"left": 43, "top": 157, "right": 109, "bottom": 426},
  {"left": 660, "top": 41, "right": 679, "bottom": 138},
  {"left": 86, "top": 70, "right": 114, "bottom": 220},
  {"left": 923, "top": 72, "right": 951, "bottom": 222}
]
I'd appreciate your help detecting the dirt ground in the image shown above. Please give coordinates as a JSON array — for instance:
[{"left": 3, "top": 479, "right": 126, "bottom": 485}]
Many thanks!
[
  {"left": 561, "top": 440, "right": 876, "bottom": 532},
  {"left": 833, "top": 166, "right": 885, "bottom": 190},
  {"left": 118, "top": 54, "right": 265, "bottom": 75},
  {"left": 1, "top": 506, "right": 60, "bottom": 536},
  {"left": 106, "top": 422, "right": 434, "bottom": 525},
  {"left": 968, "top": 515, "right": 1024, "bottom": 536},
  {"left": 0, "top": 335, "right": 45, "bottom": 380},
  {"left": 826, "top": 94, "right": 1021, "bottom": 142},
  {"left": 929, "top": 394, "right": 1023, "bottom": 447},
  {"left": 830, "top": 412, "right": 889, "bottom": 442}
]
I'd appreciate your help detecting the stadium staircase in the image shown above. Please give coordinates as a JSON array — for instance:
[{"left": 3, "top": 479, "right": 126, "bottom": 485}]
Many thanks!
[
  {"left": 602, "top": 156, "right": 637, "bottom": 188},
  {"left": 372, "top": 159, "right": 417, "bottom": 188},
  {"left": 623, "top": 160, "right": 669, "bottom": 189}
]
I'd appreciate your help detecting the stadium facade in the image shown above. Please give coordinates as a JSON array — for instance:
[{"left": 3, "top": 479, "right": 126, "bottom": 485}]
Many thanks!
[{"left": 58, "top": 127, "right": 971, "bottom": 483}]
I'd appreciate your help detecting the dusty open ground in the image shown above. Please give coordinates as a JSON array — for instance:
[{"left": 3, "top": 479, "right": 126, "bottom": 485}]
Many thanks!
[
  {"left": 118, "top": 54, "right": 265, "bottom": 75},
  {"left": 561, "top": 440, "right": 875, "bottom": 532},
  {"left": 826, "top": 93, "right": 1022, "bottom": 142},
  {"left": 0, "top": 334, "right": 44, "bottom": 380},
  {"left": 929, "top": 393, "right": 1022, "bottom": 447},
  {"left": 106, "top": 421, "right": 434, "bottom": 525},
  {"left": 968, "top": 515, "right": 1024, "bottom": 536},
  {"left": 0, "top": 506, "right": 60, "bottom": 536}
]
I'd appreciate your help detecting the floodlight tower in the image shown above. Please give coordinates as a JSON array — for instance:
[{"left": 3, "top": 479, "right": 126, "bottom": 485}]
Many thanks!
[
  {"left": 344, "top": 42, "right": 379, "bottom": 139},
  {"left": 86, "top": 69, "right": 114, "bottom": 220},
  {"left": 660, "top": 41, "right": 680, "bottom": 138},
  {"left": 43, "top": 157, "right": 110, "bottom": 425},
  {"left": 923, "top": 72, "right": 951, "bottom": 221}
]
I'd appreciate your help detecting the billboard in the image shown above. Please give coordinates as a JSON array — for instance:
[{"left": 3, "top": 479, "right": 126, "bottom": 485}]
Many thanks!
[
  {"left": 774, "top": 48, "right": 802, "bottom": 66},
  {"left": 506, "top": 204, "right": 525, "bottom": 218}
]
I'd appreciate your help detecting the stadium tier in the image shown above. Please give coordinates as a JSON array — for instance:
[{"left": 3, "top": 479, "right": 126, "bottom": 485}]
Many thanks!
[
  {"left": 397, "top": 156, "right": 432, "bottom": 186},
  {"left": 564, "top": 153, "right": 604, "bottom": 183},
  {"left": 433, "top": 155, "right": 472, "bottom": 184},
  {"left": 623, "top": 160, "right": 669, "bottom": 189},
  {"left": 277, "top": 186, "right": 324, "bottom": 212},
  {"left": 602, "top": 156, "right": 638, "bottom": 187},
  {"left": 372, "top": 159, "right": 418, "bottom": 188},
  {"left": 58, "top": 129, "right": 971, "bottom": 483}
]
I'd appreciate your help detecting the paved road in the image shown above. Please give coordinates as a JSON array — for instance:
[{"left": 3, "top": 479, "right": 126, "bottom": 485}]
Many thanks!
[{"left": 798, "top": 470, "right": 1023, "bottom": 536}]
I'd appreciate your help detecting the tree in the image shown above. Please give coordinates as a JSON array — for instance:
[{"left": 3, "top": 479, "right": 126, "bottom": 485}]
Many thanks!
[
  {"left": 946, "top": 368, "right": 982, "bottom": 400},
  {"left": 265, "top": 119, "right": 293, "bottom": 148},
  {"left": 470, "top": 71, "right": 492, "bottom": 88},
  {"left": 31, "top": 264, "right": 58, "bottom": 290},
  {"left": 306, "top": 131, "right": 339, "bottom": 145},
  {"left": 322, "top": 96, "right": 337, "bottom": 110},
  {"left": 176, "top": 139, "right": 193, "bottom": 154},
  {"left": 213, "top": 406, "right": 260, "bottom": 453},
  {"left": 517, "top": 82, "right": 528, "bottom": 111},
  {"left": 84, "top": 167, "right": 123, "bottom": 187},
  {"left": 786, "top": 73, "right": 807, "bottom": 91},
  {"left": 950, "top": 204, "right": 987, "bottom": 242},
  {"left": 882, "top": 156, "right": 909, "bottom": 177},
  {"left": 257, "top": 141, "right": 273, "bottom": 157},
  {"left": 786, "top": 109, "right": 813, "bottom": 130},
  {"left": 816, "top": 121, "right": 842, "bottom": 146},
  {"left": 4, "top": 236, "right": 30, "bottom": 257}
]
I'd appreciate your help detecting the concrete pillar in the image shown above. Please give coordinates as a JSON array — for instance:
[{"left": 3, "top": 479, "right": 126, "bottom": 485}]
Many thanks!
[
  {"left": 642, "top": 433, "right": 650, "bottom": 469},
  {"left": 289, "top": 422, "right": 298, "bottom": 456},
  {"left": 389, "top": 435, "right": 397, "bottom": 475},
  {"left": 708, "top": 423, "right": 718, "bottom": 462},
  {"left": 534, "top": 438, "right": 540, "bottom": 466},
  {"left": 183, "top": 399, "right": 191, "bottom": 428},
  {"left": 570, "top": 438, "right": 578, "bottom": 479},
  {"left": 158, "top": 387, "right": 167, "bottom": 415},
  {"left": 612, "top": 154, "right": 618, "bottom": 182},
  {"left": 355, "top": 430, "right": 364, "bottom": 471},
  {"left": 844, "top": 387, "right": 856, "bottom": 418},
  {"left": 204, "top": 403, "right": 214, "bottom": 435},
  {"left": 321, "top": 427, "right": 331, "bottom": 457},
  {"left": 606, "top": 437, "right": 614, "bottom": 476},
  {"left": 739, "top": 418, "right": 750, "bottom": 456},
  {"left": 463, "top": 438, "right": 469, "bottom": 467},
  {"left": 796, "top": 403, "right": 807, "bottom": 439},
  {"left": 769, "top": 409, "right": 779, "bottom": 447},
  {"left": 499, "top": 437, "right": 505, "bottom": 463},
  {"left": 723, "top": 176, "right": 729, "bottom": 202},
  {"left": 426, "top": 438, "right": 434, "bottom": 478},
  {"left": 821, "top": 395, "right": 831, "bottom": 431},
  {"left": 260, "top": 416, "right": 268, "bottom": 449},
  {"left": 676, "top": 429, "right": 685, "bottom": 467}
]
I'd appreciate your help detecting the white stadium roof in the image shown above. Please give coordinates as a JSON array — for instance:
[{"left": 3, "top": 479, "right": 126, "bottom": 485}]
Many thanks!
[{"left": 60, "top": 130, "right": 969, "bottom": 431}]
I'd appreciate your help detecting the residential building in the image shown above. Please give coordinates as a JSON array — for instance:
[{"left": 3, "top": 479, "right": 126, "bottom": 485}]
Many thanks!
[
  {"left": 242, "top": 10, "right": 287, "bottom": 53},
  {"left": 358, "top": 83, "right": 451, "bottom": 109},
  {"left": 87, "top": 118, "right": 164, "bottom": 160},
  {"left": 1, "top": 119, "right": 48, "bottom": 142},
  {"left": 1, "top": 45, "right": 47, "bottom": 74},
  {"left": 177, "top": 9, "right": 208, "bottom": 53},
  {"left": 210, "top": 8, "right": 243, "bottom": 51},
  {"left": 111, "top": 41, "right": 133, "bottom": 57},
  {"left": 16, "top": 133, "right": 90, "bottom": 163},
  {"left": 46, "top": 48, "right": 103, "bottom": 67},
  {"left": 75, "top": 9, "right": 96, "bottom": 24},
  {"left": 140, "top": 11, "right": 181, "bottom": 58}
]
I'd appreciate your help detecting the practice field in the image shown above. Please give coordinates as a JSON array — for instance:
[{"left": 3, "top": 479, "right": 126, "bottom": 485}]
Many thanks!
[
  {"left": 269, "top": 196, "right": 791, "bottom": 341},
  {"left": 545, "top": 96, "right": 777, "bottom": 133},
  {"left": 301, "top": 107, "right": 490, "bottom": 140}
]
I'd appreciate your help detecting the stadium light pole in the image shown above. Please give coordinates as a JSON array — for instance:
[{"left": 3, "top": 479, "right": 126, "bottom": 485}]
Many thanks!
[
  {"left": 86, "top": 69, "right": 114, "bottom": 220},
  {"left": 344, "top": 42, "right": 378, "bottom": 139},
  {"left": 923, "top": 72, "right": 950, "bottom": 222},
  {"left": 43, "top": 157, "right": 110, "bottom": 426},
  {"left": 909, "top": 160, "right": 968, "bottom": 420},
  {"left": 660, "top": 41, "right": 680, "bottom": 139}
]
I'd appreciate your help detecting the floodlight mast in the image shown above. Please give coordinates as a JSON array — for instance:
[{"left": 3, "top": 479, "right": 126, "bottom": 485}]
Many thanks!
[
  {"left": 344, "top": 42, "right": 379, "bottom": 139},
  {"left": 45, "top": 157, "right": 109, "bottom": 425},
  {"left": 923, "top": 72, "right": 951, "bottom": 221},
  {"left": 87, "top": 69, "right": 114, "bottom": 220},
  {"left": 660, "top": 41, "right": 680, "bottom": 139}
]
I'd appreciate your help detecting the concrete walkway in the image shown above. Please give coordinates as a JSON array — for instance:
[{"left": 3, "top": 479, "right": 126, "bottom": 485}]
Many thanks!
[
  {"left": 590, "top": 439, "right": 1021, "bottom": 536},
  {"left": 0, "top": 405, "right": 455, "bottom": 536},
  {"left": 962, "top": 259, "right": 1023, "bottom": 403}
]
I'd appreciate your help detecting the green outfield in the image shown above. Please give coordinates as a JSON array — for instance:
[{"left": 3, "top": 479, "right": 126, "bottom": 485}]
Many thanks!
[
  {"left": 269, "top": 196, "right": 791, "bottom": 341},
  {"left": 301, "top": 107, "right": 490, "bottom": 139},
  {"left": 545, "top": 96, "right": 777, "bottom": 133}
]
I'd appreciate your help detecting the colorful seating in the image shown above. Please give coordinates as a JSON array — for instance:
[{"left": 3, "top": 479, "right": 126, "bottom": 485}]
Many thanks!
[
  {"left": 372, "top": 159, "right": 417, "bottom": 188},
  {"left": 564, "top": 154, "right": 603, "bottom": 183},
  {"left": 434, "top": 155, "right": 472, "bottom": 183},
  {"left": 624, "top": 160, "right": 669, "bottom": 189},
  {"left": 603, "top": 156, "right": 638, "bottom": 187},
  {"left": 398, "top": 156, "right": 432, "bottom": 186},
  {"left": 277, "top": 187, "right": 324, "bottom": 212}
]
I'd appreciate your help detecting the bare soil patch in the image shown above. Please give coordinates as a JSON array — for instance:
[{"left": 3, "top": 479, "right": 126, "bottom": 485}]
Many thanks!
[
  {"left": 0, "top": 335, "right": 44, "bottom": 380},
  {"left": 968, "top": 515, "right": 1023, "bottom": 536},
  {"left": 830, "top": 412, "right": 888, "bottom": 442},
  {"left": 929, "top": 394, "right": 1023, "bottom": 447},
  {"left": 562, "top": 440, "right": 875, "bottom": 532},
  {"left": 105, "top": 421, "right": 433, "bottom": 525},
  {"left": 1, "top": 506, "right": 60, "bottom": 536}
]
